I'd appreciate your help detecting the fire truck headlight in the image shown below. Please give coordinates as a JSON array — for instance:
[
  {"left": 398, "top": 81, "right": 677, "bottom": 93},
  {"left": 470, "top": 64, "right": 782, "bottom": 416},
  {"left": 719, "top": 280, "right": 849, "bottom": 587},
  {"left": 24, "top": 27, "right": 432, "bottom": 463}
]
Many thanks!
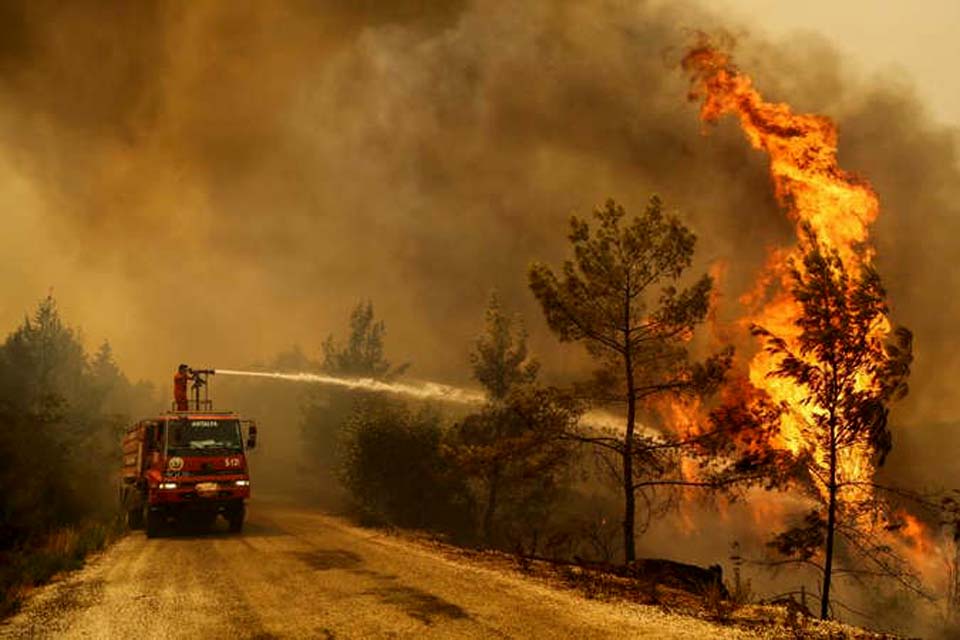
[
  {"left": 234, "top": 480, "right": 250, "bottom": 487},
  {"left": 159, "top": 482, "right": 177, "bottom": 490}
]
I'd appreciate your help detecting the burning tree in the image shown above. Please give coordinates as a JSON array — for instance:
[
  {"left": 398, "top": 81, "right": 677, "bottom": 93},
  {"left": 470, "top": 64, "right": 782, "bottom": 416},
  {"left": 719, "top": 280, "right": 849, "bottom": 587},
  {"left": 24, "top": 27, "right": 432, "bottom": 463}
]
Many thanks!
[
  {"left": 529, "top": 196, "right": 731, "bottom": 562},
  {"left": 681, "top": 38, "right": 927, "bottom": 619},
  {"left": 754, "top": 231, "right": 914, "bottom": 618}
]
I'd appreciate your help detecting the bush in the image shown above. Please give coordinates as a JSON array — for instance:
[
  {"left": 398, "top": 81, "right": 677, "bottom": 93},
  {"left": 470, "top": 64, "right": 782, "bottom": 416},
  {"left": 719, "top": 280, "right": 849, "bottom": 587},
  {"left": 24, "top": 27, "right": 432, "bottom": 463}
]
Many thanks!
[
  {"left": 339, "top": 401, "right": 474, "bottom": 539},
  {"left": 0, "top": 516, "right": 123, "bottom": 616}
]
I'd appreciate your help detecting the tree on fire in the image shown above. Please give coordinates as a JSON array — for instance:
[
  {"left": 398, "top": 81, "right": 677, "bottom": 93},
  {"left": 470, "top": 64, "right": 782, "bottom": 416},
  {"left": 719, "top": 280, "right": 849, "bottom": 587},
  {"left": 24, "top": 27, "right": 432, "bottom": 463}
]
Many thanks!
[
  {"left": 449, "top": 292, "right": 579, "bottom": 546},
  {"left": 529, "top": 196, "right": 730, "bottom": 563},
  {"left": 753, "top": 230, "right": 915, "bottom": 619}
]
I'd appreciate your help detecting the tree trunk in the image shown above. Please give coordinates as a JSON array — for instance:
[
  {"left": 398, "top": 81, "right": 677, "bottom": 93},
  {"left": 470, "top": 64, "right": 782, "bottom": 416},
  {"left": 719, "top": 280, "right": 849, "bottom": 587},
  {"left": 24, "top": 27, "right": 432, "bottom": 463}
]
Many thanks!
[
  {"left": 623, "top": 352, "right": 637, "bottom": 564},
  {"left": 622, "top": 422, "right": 636, "bottom": 563},
  {"left": 820, "top": 422, "right": 838, "bottom": 619},
  {"left": 483, "top": 468, "right": 501, "bottom": 546}
]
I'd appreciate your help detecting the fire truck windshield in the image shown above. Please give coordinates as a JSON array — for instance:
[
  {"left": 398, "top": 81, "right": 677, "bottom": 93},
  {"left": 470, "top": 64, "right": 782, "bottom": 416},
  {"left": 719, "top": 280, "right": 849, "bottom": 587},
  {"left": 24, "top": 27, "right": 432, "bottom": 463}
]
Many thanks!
[{"left": 167, "top": 419, "right": 243, "bottom": 455}]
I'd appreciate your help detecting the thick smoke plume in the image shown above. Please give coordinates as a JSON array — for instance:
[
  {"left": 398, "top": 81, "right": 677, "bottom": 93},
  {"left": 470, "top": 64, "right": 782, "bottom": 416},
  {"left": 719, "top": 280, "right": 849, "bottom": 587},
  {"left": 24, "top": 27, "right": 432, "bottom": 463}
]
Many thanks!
[{"left": 1, "top": 0, "right": 957, "bottom": 492}]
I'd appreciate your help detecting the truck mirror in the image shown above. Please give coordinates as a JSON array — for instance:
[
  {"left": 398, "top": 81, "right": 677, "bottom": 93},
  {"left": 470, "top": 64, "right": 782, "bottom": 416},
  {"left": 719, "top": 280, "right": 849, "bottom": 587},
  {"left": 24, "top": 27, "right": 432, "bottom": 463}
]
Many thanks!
[{"left": 245, "top": 423, "right": 258, "bottom": 450}]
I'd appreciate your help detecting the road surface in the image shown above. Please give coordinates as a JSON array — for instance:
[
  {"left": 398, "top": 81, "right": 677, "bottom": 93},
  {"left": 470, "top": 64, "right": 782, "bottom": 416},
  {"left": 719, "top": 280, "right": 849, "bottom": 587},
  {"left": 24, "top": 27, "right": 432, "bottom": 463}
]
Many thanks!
[{"left": 0, "top": 501, "right": 760, "bottom": 639}]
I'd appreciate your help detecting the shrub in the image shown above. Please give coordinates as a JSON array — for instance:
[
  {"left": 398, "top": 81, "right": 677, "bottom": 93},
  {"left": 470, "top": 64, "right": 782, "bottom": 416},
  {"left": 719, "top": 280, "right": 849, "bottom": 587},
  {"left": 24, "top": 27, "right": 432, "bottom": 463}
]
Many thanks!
[{"left": 339, "top": 401, "right": 474, "bottom": 539}]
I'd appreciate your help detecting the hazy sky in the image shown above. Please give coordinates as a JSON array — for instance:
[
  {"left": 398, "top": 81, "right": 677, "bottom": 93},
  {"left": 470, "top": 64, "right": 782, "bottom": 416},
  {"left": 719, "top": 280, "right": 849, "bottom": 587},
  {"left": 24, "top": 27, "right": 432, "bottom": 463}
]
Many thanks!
[{"left": 720, "top": 0, "right": 960, "bottom": 127}]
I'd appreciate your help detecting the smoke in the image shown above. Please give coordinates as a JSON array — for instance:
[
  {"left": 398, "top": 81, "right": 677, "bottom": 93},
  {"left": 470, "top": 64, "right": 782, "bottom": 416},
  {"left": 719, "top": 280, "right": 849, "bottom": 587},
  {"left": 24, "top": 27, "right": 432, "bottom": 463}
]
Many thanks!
[
  {"left": 0, "top": 0, "right": 780, "bottom": 384},
  {"left": 0, "top": 0, "right": 956, "bottom": 532}
]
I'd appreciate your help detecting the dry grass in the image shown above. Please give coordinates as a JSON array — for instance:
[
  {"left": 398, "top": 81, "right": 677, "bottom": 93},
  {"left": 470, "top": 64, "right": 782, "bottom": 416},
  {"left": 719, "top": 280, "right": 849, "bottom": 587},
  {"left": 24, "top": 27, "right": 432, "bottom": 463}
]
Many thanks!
[{"left": 0, "top": 517, "right": 124, "bottom": 618}]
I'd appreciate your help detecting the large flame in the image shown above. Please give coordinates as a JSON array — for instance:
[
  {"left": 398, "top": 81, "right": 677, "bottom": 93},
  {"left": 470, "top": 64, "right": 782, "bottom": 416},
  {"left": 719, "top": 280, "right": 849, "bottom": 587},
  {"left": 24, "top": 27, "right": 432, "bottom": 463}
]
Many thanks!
[
  {"left": 681, "top": 41, "right": 888, "bottom": 497},
  {"left": 681, "top": 43, "right": 878, "bottom": 269},
  {"left": 675, "top": 40, "right": 960, "bottom": 596}
]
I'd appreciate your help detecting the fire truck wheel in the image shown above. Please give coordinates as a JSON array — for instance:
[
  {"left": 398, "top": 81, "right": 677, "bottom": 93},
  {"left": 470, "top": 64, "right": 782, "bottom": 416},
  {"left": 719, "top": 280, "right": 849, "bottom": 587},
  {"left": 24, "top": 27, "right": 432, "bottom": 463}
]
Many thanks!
[
  {"left": 227, "top": 506, "right": 245, "bottom": 533},
  {"left": 145, "top": 509, "right": 163, "bottom": 538},
  {"left": 127, "top": 507, "right": 144, "bottom": 530}
]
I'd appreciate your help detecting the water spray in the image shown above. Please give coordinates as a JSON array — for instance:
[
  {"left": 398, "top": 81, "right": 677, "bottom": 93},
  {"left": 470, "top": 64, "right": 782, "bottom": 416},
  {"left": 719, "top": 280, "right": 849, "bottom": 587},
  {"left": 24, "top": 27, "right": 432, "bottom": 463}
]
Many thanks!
[
  {"left": 214, "top": 368, "right": 652, "bottom": 436},
  {"left": 215, "top": 369, "right": 487, "bottom": 405}
]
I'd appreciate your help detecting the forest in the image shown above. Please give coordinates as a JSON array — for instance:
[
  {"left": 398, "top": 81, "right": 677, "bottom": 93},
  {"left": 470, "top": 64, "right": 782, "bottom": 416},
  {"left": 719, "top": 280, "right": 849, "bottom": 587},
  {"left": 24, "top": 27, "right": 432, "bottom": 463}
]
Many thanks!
[{"left": 0, "top": 194, "right": 955, "bottom": 636}]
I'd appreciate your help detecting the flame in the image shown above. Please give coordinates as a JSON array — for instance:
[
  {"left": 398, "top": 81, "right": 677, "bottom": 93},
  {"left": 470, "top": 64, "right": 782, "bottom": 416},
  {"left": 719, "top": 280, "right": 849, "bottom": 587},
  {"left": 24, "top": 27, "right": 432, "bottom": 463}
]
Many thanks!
[
  {"left": 893, "top": 511, "right": 949, "bottom": 590},
  {"left": 900, "top": 513, "right": 930, "bottom": 556},
  {"left": 682, "top": 43, "right": 878, "bottom": 270},
  {"left": 681, "top": 39, "right": 888, "bottom": 500},
  {"left": 677, "top": 39, "right": 957, "bottom": 595}
]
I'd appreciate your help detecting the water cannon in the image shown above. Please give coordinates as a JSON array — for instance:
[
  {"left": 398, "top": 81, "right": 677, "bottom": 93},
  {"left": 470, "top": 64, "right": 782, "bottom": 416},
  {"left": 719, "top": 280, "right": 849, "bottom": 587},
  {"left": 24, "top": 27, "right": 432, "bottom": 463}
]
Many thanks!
[
  {"left": 189, "top": 368, "right": 215, "bottom": 386},
  {"left": 187, "top": 368, "right": 216, "bottom": 411}
]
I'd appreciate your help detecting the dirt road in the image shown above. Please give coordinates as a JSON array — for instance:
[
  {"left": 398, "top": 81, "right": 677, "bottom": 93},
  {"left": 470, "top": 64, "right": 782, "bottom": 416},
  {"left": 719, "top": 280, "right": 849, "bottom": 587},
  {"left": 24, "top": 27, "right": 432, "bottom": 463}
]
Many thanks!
[{"left": 0, "top": 501, "right": 761, "bottom": 639}]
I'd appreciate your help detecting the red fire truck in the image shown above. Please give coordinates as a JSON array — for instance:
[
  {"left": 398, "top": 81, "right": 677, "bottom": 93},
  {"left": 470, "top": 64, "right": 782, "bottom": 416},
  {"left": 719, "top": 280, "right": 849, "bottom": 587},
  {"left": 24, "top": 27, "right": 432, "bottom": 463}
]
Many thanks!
[{"left": 119, "top": 369, "right": 258, "bottom": 537}]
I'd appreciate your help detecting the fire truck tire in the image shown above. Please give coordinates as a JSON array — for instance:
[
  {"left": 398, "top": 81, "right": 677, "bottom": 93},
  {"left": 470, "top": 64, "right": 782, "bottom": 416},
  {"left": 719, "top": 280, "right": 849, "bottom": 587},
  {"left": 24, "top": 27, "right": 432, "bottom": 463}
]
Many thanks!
[
  {"left": 127, "top": 507, "right": 144, "bottom": 530},
  {"left": 227, "top": 505, "right": 245, "bottom": 533},
  {"left": 145, "top": 510, "right": 162, "bottom": 538}
]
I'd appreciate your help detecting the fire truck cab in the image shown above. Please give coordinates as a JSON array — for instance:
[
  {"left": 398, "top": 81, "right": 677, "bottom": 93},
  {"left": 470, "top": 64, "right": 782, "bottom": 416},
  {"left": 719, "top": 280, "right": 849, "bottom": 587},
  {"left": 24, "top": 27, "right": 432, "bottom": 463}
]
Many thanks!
[{"left": 119, "top": 370, "right": 257, "bottom": 537}]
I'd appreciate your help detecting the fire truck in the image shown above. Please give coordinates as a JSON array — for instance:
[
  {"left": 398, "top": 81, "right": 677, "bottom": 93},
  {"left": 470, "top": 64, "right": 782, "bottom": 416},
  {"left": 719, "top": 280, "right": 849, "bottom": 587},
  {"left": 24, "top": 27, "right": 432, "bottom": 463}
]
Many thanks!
[{"left": 119, "top": 369, "right": 258, "bottom": 537}]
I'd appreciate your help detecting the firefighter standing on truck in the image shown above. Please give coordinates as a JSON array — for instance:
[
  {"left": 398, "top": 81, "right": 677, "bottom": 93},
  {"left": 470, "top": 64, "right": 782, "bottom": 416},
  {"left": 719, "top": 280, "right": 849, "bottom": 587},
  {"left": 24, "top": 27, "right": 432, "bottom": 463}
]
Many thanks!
[{"left": 174, "top": 364, "right": 192, "bottom": 411}]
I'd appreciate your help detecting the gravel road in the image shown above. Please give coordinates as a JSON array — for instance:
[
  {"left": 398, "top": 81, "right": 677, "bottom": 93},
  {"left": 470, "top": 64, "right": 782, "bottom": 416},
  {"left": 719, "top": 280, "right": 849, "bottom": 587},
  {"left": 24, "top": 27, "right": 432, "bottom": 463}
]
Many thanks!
[{"left": 0, "top": 500, "right": 762, "bottom": 639}]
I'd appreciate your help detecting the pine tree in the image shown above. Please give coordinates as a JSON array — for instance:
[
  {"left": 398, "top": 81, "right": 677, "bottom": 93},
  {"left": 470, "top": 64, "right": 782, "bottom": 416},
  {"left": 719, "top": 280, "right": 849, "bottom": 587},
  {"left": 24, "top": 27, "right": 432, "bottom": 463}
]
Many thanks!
[
  {"left": 755, "top": 230, "right": 914, "bottom": 619},
  {"left": 452, "top": 292, "right": 572, "bottom": 545},
  {"left": 301, "top": 301, "right": 408, "bottom": 502},
  {"left": 529, "top": 196, "right": 729, "bottom": 562}
]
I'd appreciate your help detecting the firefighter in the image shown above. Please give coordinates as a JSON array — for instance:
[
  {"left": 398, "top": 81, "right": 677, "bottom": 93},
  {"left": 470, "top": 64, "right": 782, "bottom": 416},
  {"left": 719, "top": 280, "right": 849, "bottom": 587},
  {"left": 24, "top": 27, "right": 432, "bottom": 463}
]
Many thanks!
[{"left": 174, "top": 364, "right": 192, "bottom": 411}]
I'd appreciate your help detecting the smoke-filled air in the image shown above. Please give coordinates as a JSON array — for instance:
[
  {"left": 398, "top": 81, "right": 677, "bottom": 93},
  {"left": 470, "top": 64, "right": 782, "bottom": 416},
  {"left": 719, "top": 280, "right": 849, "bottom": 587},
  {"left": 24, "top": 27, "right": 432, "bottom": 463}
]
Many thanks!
[{"left": 1, "top": 1, "right": 959, "bottom": 638}]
